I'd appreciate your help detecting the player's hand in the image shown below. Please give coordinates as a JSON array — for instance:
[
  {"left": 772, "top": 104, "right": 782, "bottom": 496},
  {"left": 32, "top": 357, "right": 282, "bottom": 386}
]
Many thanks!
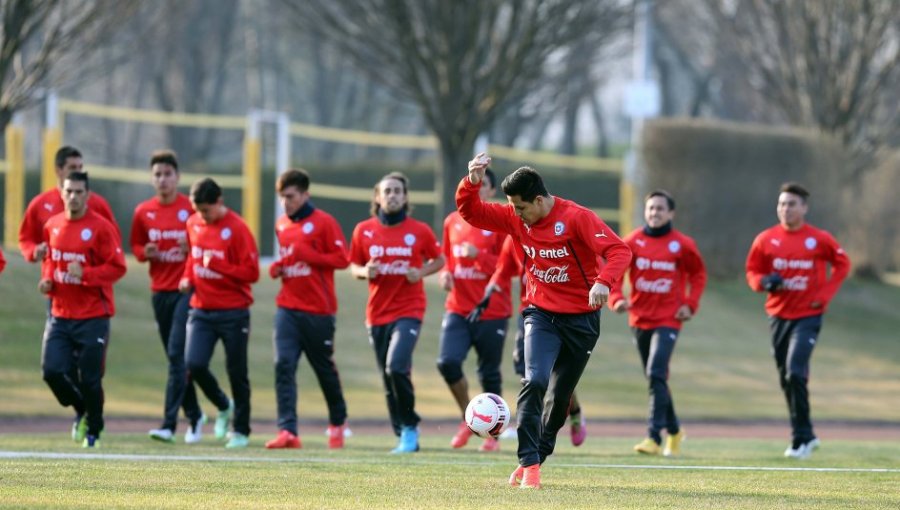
[
  {"left": 612, "top": 300, "right": 628, "bottom": 313},
  {"left": 38, "top": 279, "right": 53, "bottom": 294},
  {"left": 438, "top": 271, "right": 453, "bottom": 291},
  {"left": 406, "top": 266, "right": 422, "bottom": 283},
  {"left": 761, "top": 272, "right": 784, "bottom": 292},
  {"left": 178, "top": 278, "right": 192, "bottom": 293},
  {"left": 365, "top": 259, "right": 380, "bottom": 280},
  {"left": 34, "top": 242, "right": 49, "bottom": 261},
  {"left": 144, "top": 242, "right": 159, "bottom": 259},
  {"left": 467, "top": 153, "right": 490, "bottom": 185},
  {"left": 466, "top": 291, "right": 493, "bottom": 323},
  {"left": 674, "top": 304, "right": 693, "bottom": 321},
  {"left": 67, "top": 261, "right": 83, "bottom": 279},
  {"left": 588, "top": 282, "right": 610, "bottom": 309},
  {"left": 269, "top": 262, "right": 283, "bottom": 278}
]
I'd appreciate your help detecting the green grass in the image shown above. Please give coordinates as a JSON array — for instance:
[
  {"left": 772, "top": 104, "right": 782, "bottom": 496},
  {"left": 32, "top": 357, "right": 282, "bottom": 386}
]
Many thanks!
[
  {"left": 1, "top": 434, "right": 898, "bottom": 509},
  {"left": 1, "top": 252, "right": 900, "bottom": 422},
  {"left": 2, "top": 252, "right": 899, "bottom": 509}
]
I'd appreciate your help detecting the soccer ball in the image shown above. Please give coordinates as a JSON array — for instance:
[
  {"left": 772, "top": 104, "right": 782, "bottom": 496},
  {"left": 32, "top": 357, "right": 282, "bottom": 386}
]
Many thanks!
[{"left": 465, "top": 393, "right": 511, "bottom": 438}]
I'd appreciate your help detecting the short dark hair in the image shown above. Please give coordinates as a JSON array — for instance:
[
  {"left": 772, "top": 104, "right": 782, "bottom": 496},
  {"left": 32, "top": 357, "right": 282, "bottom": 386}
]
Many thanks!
[
  {"left": 370, "top": 172, "right": 410, "bottom": 216},
  {"left": 484, "top": 167, "right": 497, "bottom": 189},
  {"left": 190, "top": 178, "right": 222, "bottom": 205},
  {"left": 277, "top": 168, "right": 310, "bottom": 193},
  {"left": 646, "top": 189, "right": 675, "bottom": 210},
  {"left": 64, "top": 171, "right": 90, "bottom": 191},
  {"left": 501, "top": 166, "right": 548, "bottom": 202},
  {"left": 150, "top": 149, "right": 179, "bottom": 171},
  {"left": 780, "top": 182, "right": 809, "bottom": 202},
  {"left": 55, "top": 146, "right": 82, "bottom": 168}
]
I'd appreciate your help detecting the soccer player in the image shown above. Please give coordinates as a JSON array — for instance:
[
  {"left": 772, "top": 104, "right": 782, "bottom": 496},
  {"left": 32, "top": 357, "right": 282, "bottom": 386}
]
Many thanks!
[
  {"left": 490, "top": 235, "right": 589, "bottom": 447},
  {"left": 349, "top": 172, "right": 444, "bottom": 454},
  {"left": 457, "top": 155, "right": 631, "bottom": 488},
  {"left": 38, "top": 171, "right": 126, "bottom": 448},
  {"left": 610, "top": 190, "right": 707, "bottom": 457},
  {"left": 179, "top": 178, "right": 260, "bottom": 449},
  {"left": 745, "top": 182, "right": 850, "bottom": 459},
  {"left": 437, "top": 167, "right": 510, "bottom": 453},
  {"left": 19, "top": 146, "right": 120, "bottom": 263},
  {"left": 265, "top": 169, "right": 351, "bottom": 450},
  {"left": 131, "top": 150, "right": 207, "bottom": 444}
]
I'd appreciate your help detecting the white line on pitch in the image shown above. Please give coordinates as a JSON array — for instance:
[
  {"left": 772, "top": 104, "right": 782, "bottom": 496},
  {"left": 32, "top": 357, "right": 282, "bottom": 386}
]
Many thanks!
[{"left": 1, "top": 451, "right": 898, "bottom": 474}]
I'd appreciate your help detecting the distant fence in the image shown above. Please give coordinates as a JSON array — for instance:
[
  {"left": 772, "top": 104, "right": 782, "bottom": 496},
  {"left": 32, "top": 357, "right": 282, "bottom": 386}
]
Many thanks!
[{"left": 3, "top": 97, "right": 626, "bottom": 251}]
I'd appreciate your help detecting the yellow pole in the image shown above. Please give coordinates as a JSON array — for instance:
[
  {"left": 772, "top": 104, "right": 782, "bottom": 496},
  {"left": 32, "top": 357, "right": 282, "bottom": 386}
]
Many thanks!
[
  {"left": 4, "top": 125, "right": 25, "bottom": 247},
  {"left": 42, "top": 127, "right": 62, "bottom": 191},
  {"left": 242, "top": 136, "right": 262, "bottom": 246}
]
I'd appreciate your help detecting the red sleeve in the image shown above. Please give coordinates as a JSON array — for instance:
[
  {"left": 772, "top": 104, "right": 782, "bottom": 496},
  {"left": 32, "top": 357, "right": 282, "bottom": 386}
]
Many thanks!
[
  {"left": 80, "top": 221, "right": 127, "bottom": 286},
  {"left": 489, "top": 235, "right": 523, "bottom": 288},
  {"left": 18, "top": 201, "right": 44, "bottom": 262},
  {"left": 129, "top": 208, "right": 148, "bottom": 262},
  {"left": 0, "top": 247, "right": 6, "bottom": 274},
  {"left": 681, "top": 237, "right": 707, "bottom": 313},
  {"left": 745, "top": 234, "right": 768, "bottom": 292},
  {"left": 417, "top": 223, "right": 441, "bottom": 261},
  {"left": 577, "top": 212, "right": 631, "bottom": 288},
  {"left": 455, "top": 177, "right": 514, "bottom": 234},
  {"left": 205, "top": 222, "right": 260, "bottom": 284},
  {"left": 290, "top": 217, "right": 350, "bottom": 269},
  {"left": 91, "top": 195, "right": 122, "bottom": 241},
  {"left": 815, "top": 232, "right": 850, "bottom": 305},
  {"left": 441, "top": 216, "right": 453, "bottom": 273},
  {"left": 349, "top": 224, "right": 368, "bottom": 266},
  {"left": 608, "top": 233, "right": 634, "bottom": 308}
]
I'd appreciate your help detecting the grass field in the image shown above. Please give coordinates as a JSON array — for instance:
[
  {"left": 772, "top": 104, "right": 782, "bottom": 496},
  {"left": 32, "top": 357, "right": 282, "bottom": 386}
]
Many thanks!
[
  {"left": 1, "top": 253, "right": 899, "bottom": 423},
  {"left": 1, "top": 253, "right": 899, "bottom": 508},
  {"left": 1, "top": 433, "right": 899, "bottom": 509}
]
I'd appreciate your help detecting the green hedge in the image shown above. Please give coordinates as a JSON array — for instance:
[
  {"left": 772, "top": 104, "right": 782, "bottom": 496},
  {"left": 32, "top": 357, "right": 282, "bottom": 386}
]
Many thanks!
[{"left": 641, "top": 118, "right": 846, "bottom": 277}]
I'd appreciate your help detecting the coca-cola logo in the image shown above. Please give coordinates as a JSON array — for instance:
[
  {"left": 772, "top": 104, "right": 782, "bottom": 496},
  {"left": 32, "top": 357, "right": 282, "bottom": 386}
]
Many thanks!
[
  {"left": 157, "top": 247, "right": 186, "bottom": 262},
  {"left": 530, "top": 264, "right": 571, "bottom": 284},
  {"left": 378, "top": 260, "right": 411, "bottom": 275},
  {"left": 453, "top": 266, "right": 487, "bottom": 280},
  {"left": 783, "top": 275, "right": 809, "bottom": 291},
  {"left": 635, "top": 277, "right": 673, "bottom": 293},
  {"left": 283, "top": 262, "right": 312, "bottom": 278}
]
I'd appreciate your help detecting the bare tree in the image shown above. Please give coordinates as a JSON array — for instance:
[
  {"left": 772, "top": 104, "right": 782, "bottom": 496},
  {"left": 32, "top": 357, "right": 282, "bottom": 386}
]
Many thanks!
[
  {"left": 0, "top": 0, "right": 137, "bottom": 131},
  {"left": 276, "top": 0, "right": 629, "bottom": 225},
  {"left": 701, "top": 0, "right": 900, "bottom": 180}
]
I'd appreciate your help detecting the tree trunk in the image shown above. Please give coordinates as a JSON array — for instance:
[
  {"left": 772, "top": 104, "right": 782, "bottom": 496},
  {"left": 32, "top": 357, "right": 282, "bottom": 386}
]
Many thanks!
[{"left": 434, "top": 138, "right": 475, "bottom": 231}]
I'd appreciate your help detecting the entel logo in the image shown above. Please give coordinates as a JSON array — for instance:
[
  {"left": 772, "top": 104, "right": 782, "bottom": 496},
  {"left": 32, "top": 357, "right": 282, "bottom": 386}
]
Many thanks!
[
  {"left": 522, "top": 244, "right": 570, "bottom": 259},
  {"left": 636, "top": 257, "right": 675, "bottom": 271},
  {"left": 773, "top": 258, "right": 813, "bottom": 270}
]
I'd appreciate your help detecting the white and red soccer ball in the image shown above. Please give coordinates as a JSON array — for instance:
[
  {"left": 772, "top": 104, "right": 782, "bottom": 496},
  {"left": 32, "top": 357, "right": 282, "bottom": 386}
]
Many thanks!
[{"left": 465, "top": 392, "right": 511, "bottom": 438}]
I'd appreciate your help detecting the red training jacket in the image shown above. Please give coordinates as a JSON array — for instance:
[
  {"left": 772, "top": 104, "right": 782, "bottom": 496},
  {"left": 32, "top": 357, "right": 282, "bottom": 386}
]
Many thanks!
[
  {"left": 441, "top": 211, "right": 511, "bottom": 320},
  {"left": 489, "top": 235, "right": 527, "bottom": 313},
  {"left": 745, "top": 223, "right": 850, "bottom": 319},
  {"left": 182, "top": 209, "right": 259, "bottom": 310},
  {"left": 130, "top": 194, "right": 193, "bottom": 292},
  {"left": 271, "top": 209, "right": 350, "bottom": 315},
  {"left": 349, "top": 216, "right": 441, "bottom": 326},
  {"left": 456, "top": 177, "right": 631, "bottom": 314},
  {"left": 41, "top": 212, "right": 127, "bottom": 319},
  {"left": 19, "top": 189, "right": 120, "bottom": 262},
  {"left": 610, "top": 227, "right": 707, "bottom": 330}
]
